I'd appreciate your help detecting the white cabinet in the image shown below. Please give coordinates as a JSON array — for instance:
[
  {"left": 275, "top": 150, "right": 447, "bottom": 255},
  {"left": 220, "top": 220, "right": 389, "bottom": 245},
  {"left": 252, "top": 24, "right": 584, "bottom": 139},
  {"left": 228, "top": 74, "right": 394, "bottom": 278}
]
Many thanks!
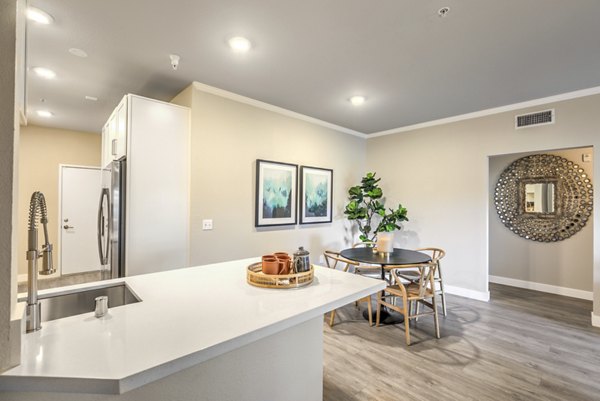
[
  {"left": 101, "top": 123, "right": 110, "bottom": 168},
  {"left": 101, "top": 96, "right": 128, "bottom": 167},
  {"left": 125, "top": 95, "right": 190, "bottom": 275},
  {"left": 115, "top": 100, "right": 127, "bottom": 159}
]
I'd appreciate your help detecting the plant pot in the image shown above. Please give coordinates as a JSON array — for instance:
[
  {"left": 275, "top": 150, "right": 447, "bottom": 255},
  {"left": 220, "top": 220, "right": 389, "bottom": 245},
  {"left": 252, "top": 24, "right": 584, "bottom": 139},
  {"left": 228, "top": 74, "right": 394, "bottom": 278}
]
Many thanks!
[{"left": 376, "top": 232, "right": 394, "bottom": 254}]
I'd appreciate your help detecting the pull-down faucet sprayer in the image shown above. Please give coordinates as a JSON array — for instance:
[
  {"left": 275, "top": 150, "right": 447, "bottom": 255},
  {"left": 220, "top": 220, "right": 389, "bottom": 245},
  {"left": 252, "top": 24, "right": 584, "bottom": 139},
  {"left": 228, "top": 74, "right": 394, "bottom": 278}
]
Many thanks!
[{"left": 26, "top": 191, "right": 56, "bottom": 332}]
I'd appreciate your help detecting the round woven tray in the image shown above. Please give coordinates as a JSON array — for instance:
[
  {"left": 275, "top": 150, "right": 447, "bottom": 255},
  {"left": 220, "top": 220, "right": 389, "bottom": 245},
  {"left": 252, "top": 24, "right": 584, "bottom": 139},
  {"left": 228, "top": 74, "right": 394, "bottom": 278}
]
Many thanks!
[{"left": 247, "top": 262, "right": 314, "bottom": 289}]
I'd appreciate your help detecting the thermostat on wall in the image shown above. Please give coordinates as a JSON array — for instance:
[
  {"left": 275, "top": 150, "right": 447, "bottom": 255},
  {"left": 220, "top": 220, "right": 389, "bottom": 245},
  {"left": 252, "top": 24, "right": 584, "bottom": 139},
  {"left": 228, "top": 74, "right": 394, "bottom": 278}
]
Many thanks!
[{"left": 582, "top": 153, "right": 592, "bottom": 163}]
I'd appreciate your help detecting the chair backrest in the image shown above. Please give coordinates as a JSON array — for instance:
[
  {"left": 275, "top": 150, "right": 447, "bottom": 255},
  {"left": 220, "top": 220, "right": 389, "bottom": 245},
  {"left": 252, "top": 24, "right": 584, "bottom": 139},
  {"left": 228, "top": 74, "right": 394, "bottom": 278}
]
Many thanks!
[
  {"left": 390, "top": 262, "right": 437, "bottom": 298},
  {"left": 416, "top": 248, "right": 445, "bottom": 277},
  {"left": 323, "top": 250, "right": 358, "bottom": 273},
  {"left": 415, "top": 247, "right": 446, "bottom": 265}
]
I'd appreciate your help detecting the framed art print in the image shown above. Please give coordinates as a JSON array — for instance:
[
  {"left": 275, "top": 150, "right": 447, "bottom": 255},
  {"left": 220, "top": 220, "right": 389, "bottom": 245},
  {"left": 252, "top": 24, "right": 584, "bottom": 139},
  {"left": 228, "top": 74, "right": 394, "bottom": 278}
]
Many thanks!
[
  {"left": 255, "top": 159, "right": 298, "bottom": 227},
  {"left": 300, "top": 166, "right": 333, "bottom": 224}
]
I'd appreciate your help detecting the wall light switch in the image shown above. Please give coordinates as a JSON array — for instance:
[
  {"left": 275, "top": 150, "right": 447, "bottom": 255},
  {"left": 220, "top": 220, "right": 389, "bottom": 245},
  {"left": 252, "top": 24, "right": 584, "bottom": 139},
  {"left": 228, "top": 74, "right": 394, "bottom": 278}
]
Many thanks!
[
  {"left": 202, "top": 219, "right": 213, "bottom": 230},
  {"left": 582, "top": 153, "right": 592, "bottom": 163}
]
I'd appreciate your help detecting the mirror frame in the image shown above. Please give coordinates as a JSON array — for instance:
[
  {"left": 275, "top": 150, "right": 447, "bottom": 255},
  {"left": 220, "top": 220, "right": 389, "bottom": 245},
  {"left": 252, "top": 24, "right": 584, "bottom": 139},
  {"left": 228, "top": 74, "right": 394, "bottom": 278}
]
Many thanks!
[{"left": 494, "top": 154, "right": 593, "bottom": 242}]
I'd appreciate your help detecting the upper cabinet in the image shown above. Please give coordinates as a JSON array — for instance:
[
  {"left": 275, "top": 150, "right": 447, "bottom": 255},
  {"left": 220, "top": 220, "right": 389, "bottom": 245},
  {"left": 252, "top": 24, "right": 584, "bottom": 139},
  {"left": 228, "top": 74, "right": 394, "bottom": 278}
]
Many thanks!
[
  {"left": 101, "top": 96, "right": 128, "bottom": 167},
  {"left": 115, "top": 100, "right": 128, "bottom": 158}
]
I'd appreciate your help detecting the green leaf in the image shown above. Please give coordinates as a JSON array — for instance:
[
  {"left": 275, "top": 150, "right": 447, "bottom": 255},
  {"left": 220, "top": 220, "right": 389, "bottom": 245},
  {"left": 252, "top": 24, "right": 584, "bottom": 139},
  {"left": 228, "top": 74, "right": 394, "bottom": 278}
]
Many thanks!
[{"left": 348, "top": 186, "right": 362, "bottom": 197}]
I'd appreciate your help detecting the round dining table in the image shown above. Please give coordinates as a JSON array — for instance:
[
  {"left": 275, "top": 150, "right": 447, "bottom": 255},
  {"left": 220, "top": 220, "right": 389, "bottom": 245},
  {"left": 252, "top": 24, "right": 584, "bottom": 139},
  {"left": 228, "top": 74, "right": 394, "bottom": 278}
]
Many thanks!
[{"left": 339, "top": 247, "right": 431, "bottom": 325}]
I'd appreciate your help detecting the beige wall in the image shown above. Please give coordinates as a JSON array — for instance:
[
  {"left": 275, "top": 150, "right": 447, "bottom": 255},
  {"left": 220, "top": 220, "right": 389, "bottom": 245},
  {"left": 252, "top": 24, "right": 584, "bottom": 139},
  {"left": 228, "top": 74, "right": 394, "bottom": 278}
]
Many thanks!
[
  {"left": 489, "top": 147, "right": 594, "bottom": 293},
  {"left": 172, "top": 83, "right": 366, "bottom": 266},
  {"left": 17, "top": 125, "right": 101, "bottom": 276},
  {"left": 367, "top": 95, "right": 600, "bottom": 315},
  {"left": 0, "top": 0, "right": 18, "bottom": 372}
]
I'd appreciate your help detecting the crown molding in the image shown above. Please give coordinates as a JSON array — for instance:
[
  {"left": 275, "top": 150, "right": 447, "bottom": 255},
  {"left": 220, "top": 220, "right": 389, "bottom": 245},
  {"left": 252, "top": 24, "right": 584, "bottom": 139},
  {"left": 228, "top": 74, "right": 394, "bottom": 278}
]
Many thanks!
[
  {"left": 368, "top": 86, "right": 600, "bottom": 139},
  {"left": 192, "top": 82, "right": 367, "bottom": 139}
]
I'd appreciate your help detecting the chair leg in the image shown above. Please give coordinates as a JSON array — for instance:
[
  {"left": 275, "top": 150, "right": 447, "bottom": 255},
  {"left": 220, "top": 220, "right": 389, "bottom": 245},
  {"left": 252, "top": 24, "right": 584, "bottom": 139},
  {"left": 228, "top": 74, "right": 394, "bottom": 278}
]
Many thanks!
[
  {"left": 376, "top": 293, "right": 382, "bottom": 326},
  {"left": 415, "top": 301, "right": 420, "bottom": 323},
  {"left": 432, "top": 296, "right": 440, "bottom": 339},
  {"left": 403, "top": 302, "right": 411, "bottom": 346},
  {"left": 438, "top": 265, "right": 447, "bottom": 316},
  {"left": 329, "top": 309, "right": 336, "bottom": 327},
  {"left": 367, "top": 296, "right": 373, "bottom": 327}
]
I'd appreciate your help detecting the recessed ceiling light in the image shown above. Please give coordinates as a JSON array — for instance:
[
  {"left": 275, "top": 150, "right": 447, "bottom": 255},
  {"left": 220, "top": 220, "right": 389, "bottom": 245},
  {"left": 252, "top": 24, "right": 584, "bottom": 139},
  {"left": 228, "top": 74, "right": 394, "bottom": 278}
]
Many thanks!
[
  {"left": 36, "top": 110, "right": 53, "bottom": 118},
  {"left": 68, "top": 48, "right": 88, "bottom": 58},
  {"left": 228, "top": 36, "right": 252, "bottom": 53},
  {"left": 32, "top": 67, "right": 56, "bottom": 79},
  {"left": 85, "top": 96, "right": 98, "bottom": 101},
  {"left": 26, "top": 7, "right": 54, "bottom": 24},
  {"left": 349, "top": 95, "right": 366, "bottom": 106}
]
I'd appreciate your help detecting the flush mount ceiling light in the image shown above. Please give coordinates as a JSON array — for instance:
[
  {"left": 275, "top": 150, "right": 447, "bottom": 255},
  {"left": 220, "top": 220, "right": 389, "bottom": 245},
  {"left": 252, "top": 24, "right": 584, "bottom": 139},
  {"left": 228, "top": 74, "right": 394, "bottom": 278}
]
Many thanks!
[
  {"left": 36, "top": 110, "right": 53, "bottom": 118},
  {"left": 26, "top": 7, "right": 54, "bottom": 24},
  {"left": 349, "top": 95, "right": 366, "bottom": 106},
  {"left": 228, "top": 36, "right": 252, "bottom": 53},
  {"left": 68, "top": 48, "right": 88, "bottom": 58},
  {"left": 85, "top": 95, "right": 98, "bottom": 101},
  {"left": 32, "top": 67, "right": 56, "bottom": 79}
]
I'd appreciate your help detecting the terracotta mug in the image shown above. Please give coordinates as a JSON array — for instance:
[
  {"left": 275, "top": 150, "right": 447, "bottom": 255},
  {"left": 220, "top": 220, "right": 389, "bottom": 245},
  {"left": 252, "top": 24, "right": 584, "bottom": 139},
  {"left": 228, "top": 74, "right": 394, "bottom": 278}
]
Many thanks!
[
  {"left": 276, "top": 255, "right": 291, "bottom": 275},
  {"left": 262, "top": 257, "right": 279, "bottom": 275},
  {"left": 274, "top": 252, "right": 289, "bottom": 259}
]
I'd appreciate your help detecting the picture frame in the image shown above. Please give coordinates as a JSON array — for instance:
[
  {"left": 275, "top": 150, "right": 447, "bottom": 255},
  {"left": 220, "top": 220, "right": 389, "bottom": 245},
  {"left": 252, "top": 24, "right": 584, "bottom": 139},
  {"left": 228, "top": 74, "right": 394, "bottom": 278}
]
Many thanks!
[
  {"left": 255, "top": 159, "right": 298, "bottom": 227},
  {"left": 299, "top": 166, "right": 333, "bottom": 224}
]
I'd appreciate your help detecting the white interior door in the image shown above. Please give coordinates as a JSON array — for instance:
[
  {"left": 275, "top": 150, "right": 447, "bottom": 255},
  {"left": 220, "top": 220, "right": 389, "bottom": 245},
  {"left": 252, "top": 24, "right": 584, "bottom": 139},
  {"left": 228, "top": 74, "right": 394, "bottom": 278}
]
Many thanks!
[{"left": 60, "top": 166, "right": 102, "bottom": 275}]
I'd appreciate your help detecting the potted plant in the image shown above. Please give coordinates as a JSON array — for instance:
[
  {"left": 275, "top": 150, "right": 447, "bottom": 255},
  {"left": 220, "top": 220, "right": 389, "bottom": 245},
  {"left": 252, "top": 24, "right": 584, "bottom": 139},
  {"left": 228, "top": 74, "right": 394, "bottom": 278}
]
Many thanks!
[{"left": 344, "top": 172, "right": 408, "bottom": 252}]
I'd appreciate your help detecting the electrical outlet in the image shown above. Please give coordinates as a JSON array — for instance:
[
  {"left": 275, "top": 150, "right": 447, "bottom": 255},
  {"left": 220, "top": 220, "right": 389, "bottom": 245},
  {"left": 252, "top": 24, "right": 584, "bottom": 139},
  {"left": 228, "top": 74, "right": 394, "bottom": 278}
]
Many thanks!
[
  {"left": 582, "top": 153, "right": 592, "bottom": 163},
  {"left": 318, "top": 255, "right": 325, "bottom": 264},
  {"left": 202, "top": 219, "right": 213, "bottom": 230}
]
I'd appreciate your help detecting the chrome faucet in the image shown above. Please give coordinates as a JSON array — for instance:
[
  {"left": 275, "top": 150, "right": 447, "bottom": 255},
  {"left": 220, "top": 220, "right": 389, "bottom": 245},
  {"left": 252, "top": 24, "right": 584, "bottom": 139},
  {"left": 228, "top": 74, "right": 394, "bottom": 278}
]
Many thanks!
[{"left": 25, "top": 191, "right": 56, "bottom": 333}]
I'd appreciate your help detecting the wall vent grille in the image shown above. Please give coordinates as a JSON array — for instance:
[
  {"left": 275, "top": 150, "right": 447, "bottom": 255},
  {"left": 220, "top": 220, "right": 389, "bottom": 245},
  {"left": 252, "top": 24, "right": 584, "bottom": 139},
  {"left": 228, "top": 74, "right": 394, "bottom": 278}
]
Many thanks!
[{"left": 515, "top": 109, "right": 554, "bottom": 129}]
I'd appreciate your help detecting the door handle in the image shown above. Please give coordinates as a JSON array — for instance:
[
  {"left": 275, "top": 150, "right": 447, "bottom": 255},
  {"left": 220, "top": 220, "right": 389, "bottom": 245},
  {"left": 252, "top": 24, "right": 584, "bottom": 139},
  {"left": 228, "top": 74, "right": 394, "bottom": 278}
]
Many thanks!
[
  {"left": 97, "top": 188, "right": 110, "bottom": 265},
  {"left": 63, "top": 225, "right": 75, "bottom": 230}
]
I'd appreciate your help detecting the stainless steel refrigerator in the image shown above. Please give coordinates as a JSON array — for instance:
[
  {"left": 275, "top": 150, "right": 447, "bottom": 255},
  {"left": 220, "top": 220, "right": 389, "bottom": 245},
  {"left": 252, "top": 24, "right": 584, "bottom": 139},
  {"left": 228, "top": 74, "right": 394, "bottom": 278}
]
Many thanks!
[{"left": 98, "top": 159, "right": 126, "bottom": 278}]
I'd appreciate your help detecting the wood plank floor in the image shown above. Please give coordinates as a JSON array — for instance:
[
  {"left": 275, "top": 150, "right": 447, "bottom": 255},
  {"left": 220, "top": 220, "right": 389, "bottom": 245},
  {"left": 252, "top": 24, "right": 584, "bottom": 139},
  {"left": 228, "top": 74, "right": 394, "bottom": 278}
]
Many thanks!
[{"left": 323, "top": 283, "right": 600, "bottom": 401}]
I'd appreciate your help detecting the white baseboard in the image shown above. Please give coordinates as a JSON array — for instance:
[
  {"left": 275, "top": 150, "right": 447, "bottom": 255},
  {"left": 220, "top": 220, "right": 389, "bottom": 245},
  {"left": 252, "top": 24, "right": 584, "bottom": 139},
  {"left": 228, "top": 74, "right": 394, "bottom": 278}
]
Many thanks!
[
  {"left": 592, "top": 312, "right": 600, "bottom": 328},
  {"left": 489, "top": 275, "right": 593, "bottom": 301},
  {"left": 444, "top": 285, "right": 490, "bottom": 302}
]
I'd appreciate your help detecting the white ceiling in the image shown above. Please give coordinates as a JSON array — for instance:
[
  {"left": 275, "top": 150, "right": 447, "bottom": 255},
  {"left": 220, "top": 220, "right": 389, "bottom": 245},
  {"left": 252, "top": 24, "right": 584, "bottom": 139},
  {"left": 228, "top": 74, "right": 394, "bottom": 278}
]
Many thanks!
[{"left": 26, "top": 0, "right": 600, "bottom": 135}]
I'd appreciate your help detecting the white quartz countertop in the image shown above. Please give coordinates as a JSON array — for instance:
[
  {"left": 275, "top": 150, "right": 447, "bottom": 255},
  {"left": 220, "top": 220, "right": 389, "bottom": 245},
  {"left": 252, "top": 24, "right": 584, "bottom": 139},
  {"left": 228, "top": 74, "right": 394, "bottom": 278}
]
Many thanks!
[{"left": 0, "top": 258, "right": 385, "bottom": 394}]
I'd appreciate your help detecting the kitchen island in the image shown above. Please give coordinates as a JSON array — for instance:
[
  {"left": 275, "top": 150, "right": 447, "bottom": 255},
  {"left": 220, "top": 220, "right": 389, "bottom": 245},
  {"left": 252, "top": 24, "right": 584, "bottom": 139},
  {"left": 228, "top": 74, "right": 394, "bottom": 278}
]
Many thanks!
[{"left": 0, "top": 257, "right": 385, "bottom": 401}]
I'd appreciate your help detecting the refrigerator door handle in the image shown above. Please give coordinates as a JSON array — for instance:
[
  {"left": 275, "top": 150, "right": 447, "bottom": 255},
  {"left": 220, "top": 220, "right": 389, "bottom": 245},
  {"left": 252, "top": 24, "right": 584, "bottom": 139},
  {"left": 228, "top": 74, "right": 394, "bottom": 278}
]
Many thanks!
[{"left": 97, "top": 188, "right": 110, "bottom": 265}]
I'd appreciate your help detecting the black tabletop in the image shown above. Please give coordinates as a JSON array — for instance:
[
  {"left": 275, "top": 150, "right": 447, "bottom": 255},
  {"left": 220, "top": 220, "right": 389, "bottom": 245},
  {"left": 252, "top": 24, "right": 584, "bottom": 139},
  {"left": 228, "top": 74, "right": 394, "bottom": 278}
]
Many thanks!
[{"left": 340, "top": 247, "right": 431, "bottom": 266}]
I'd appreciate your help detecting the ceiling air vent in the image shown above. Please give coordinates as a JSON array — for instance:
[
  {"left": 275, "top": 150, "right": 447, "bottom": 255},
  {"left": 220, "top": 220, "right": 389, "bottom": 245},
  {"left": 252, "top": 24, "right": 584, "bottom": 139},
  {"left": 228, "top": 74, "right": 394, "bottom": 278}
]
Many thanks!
[{"left": 515, "top": 109, "right": 554, "bottom": 129}]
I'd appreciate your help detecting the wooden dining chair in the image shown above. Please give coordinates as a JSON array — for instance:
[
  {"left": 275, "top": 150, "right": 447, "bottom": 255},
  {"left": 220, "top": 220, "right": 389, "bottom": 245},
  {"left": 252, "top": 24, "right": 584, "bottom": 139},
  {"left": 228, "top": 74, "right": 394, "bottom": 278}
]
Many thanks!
[
  {"left": 395, "top": 248, "right": 447, "bottom": 316},
  {"left": 323, "top": 250, "right": 373, "bottom": 327},
  {"left": 376, "top": 262, "right": 440, "bottom": 345}
]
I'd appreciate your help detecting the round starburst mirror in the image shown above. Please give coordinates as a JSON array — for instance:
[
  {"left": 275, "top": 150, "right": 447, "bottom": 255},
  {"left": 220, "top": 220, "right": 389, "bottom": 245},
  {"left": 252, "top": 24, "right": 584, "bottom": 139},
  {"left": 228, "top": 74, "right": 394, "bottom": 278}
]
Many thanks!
[{"left": 494, "top": 154, "right": 593, "bottom": 242}]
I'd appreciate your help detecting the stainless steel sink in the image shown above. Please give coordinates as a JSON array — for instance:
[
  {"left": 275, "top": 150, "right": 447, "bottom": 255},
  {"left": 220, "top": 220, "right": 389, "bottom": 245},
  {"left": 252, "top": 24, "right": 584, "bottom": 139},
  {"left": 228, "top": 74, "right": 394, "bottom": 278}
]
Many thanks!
[{"left": 19, "top": 283, "right": 141, "bottom": 322}]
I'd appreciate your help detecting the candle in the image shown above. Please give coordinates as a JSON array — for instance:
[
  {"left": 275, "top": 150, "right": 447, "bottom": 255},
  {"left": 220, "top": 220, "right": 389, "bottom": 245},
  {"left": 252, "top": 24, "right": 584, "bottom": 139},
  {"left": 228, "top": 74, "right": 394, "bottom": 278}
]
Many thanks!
[{"left": 377, "top": 233, "right": 394, "bottom": 253}]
